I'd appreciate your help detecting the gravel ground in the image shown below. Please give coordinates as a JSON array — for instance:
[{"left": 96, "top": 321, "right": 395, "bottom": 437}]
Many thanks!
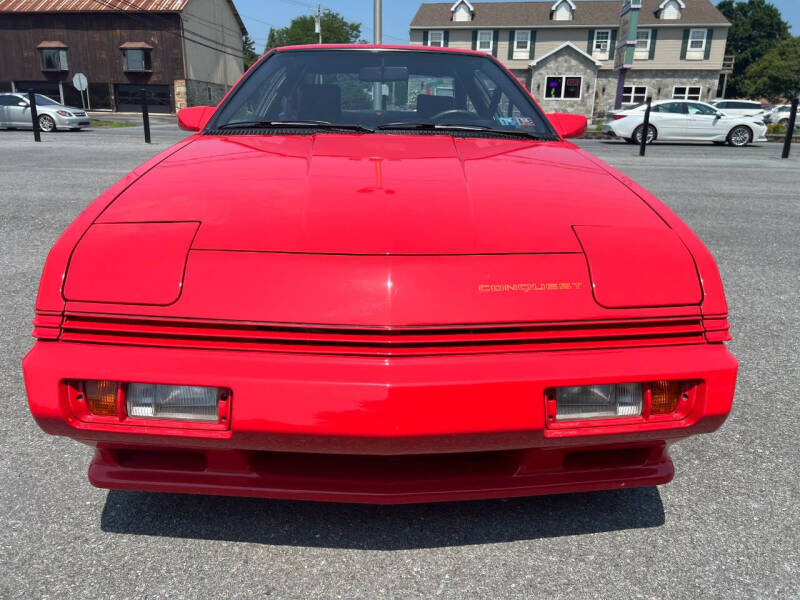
[{"left": 1, "top": 125, "right": 798, "bottom": 599}]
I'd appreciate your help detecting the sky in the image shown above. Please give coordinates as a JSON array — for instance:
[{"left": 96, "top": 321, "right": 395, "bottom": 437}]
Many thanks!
[{"left": 235, "top": 0, "right": 800, "bottom": 50}]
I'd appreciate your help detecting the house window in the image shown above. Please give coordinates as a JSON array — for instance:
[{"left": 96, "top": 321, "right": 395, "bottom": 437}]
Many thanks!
[
  {"left": 428, "top": 31, "right": 444, "bottom": 47},
  {"left": 689, "top": 29, "right": 707, "bottom": 51},
  {"left": 123, "top": 49, "right": 153, "bottom": 72},
  {"left": 661, "top": 0, "right": 682, "bottom": 19},
  {"left": 552, "top": 0, "right": 574, "bottom": 21},
  {"left": 635, "top": 29, "right": 651, "bottom": 58},
  {"left": 545, "top": 76, "right": 581, "bottom": 100},
  {"left": 593, "top": 30, "right": 611, "bottom": 60},
  {"left": 477, "top": 30, "right": 493, "bottom": 53},
  {"left": 453, "top": 2, "right": 472, "bottom": 22},
  {"left": 673, "top": 86, "right": 702, "bottom": 101},
  {"left": 513, "top": 30, "right": 530, "bottom": 59},
  {"left": 623, "top": 86, "right": 648, "bottom": 104},
  {"left": 39, "top": 48, "right": 68, "bottom": 71}
]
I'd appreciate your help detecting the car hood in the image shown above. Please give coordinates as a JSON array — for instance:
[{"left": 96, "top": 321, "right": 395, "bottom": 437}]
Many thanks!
[{"left": 98, "top": 133, "right": 667, "bottom": 255}]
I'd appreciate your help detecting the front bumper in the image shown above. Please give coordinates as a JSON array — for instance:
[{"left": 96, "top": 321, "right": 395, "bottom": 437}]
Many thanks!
[
  {"left": 53, "top": 113, "right": 90, "bottom": 128},
  {"left": 24, "top": 341, "right": 737, "bottom": 503}
]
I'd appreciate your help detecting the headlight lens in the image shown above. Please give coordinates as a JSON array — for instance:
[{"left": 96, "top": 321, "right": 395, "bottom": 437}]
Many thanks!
[
  {"left": 555, "top": 383, "right": 643, "bottom": 421},
  {"left": 56, "top": 110, "right": 72, "bottom": 117},
  {"left": 127, "top": 383, "right": 220, "bottom": 422}
]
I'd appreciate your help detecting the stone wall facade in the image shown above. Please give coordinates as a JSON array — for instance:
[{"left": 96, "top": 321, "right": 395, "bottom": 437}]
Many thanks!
[
  {"left": 179, "top": 79, "right": 230, "bottom": 109},
  {"left": 530, "top": 46, "right": 597, "bottom": 117}
]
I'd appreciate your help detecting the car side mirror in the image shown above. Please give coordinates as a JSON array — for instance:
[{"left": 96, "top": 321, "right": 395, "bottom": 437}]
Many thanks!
[
  {"left": 177, "top": 106, "right": 216, "bottom": 131},
  {"left": 547, "top": 112, "right": 588, "bottom": 139},
  {"left": 18, "top": 101, "right": 28, "bottom": 107}
]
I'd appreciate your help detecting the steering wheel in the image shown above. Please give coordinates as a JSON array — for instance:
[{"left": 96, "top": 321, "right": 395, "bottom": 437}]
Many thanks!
[{"left": 430, "top": 109, "right": 482, "bottom": 122}]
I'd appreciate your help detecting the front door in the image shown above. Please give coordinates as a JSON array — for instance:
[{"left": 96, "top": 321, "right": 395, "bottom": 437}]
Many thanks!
[
  {"left": 686, "top": 102, "right": 726, "bottom": 138},
  {"left": 7, "top": 97, "right": 31, "bottom": 126}
]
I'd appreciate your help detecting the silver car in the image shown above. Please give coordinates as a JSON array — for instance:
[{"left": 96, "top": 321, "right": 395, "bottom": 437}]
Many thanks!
[{"left": 0, "top": 93, "right": 90, "bottom": 131}]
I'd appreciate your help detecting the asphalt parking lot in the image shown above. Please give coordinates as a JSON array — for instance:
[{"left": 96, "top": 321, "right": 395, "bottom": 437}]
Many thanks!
[{"left": 1, "top": 123, "right": 798, "bottom": 599}]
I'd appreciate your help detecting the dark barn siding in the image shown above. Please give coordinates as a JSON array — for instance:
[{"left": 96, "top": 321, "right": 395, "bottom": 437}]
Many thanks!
[{"left": 0, "top": 12, "right": 185, "bottom": 109}]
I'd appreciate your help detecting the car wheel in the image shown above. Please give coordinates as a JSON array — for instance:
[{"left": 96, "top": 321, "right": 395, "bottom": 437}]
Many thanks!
[
  {"left": 727, "top": 125, "right": 752, "bottom": 147},
  {"left": 38, "top": 114, "right": 56, "bottom": 132},
  {"left": 624, "top": 137, "right": 636, "bottom": 144},
  {"left": 633, "top": 124, "right": 656, "bottom": 145}
]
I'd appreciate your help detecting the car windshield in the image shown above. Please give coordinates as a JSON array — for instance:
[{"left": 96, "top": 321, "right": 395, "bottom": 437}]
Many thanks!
[
  {"left": 211, "top": 49, "right": 556, "bottom": 138},
  {"left": 34, "top": 94, "right": 60, "bottom": 106}
]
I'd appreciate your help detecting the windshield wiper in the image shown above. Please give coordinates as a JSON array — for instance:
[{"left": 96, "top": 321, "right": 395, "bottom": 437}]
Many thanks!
[
  {"left": 376, "top": 122, "right": 556, "bottom": 140},
  {"left": 217, "top": 120, "right": 374, "bottom": 133}
]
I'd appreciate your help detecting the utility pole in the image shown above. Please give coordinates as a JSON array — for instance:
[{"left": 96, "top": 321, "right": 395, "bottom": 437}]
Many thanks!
[
  {"left": 373, "top": 0, "right": 382, "bottom": 44},
  {"left": 372, "top": 0, "right": 383, "bottom": 110},
  {"left": 314, "top": 4, "right": 322, "bottom": 44}
]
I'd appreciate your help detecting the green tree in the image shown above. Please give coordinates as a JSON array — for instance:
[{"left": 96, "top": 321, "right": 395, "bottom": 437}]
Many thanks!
[
  {"left": 743, "top": 36, "right": 800, "bottom": 102},
  {"left": 717, "top": 0, "right": 791, "bottom": 97},
  {"left": 242, "top": 34, "right": 259, "bottom": 69},
  {"left": 263, "top": 10, "right": 363, "bottom": 52}
]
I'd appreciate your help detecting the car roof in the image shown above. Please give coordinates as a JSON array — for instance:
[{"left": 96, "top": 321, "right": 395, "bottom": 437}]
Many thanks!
[{"left": 272, "top": 43, "right": 491, "bottom": 58}]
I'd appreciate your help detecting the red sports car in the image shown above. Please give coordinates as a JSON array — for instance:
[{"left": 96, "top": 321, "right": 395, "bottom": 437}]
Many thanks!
[{"left": 23, "top": 46, "right": 737, "bottom": 504}]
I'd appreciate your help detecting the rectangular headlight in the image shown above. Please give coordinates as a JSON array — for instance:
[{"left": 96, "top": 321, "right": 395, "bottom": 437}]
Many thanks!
[
  {"left": 126, "top": 383, "right": 220, "bottom": 422},
  {"left": 554, "top": 383, "right": 643, "bottom": 421}
]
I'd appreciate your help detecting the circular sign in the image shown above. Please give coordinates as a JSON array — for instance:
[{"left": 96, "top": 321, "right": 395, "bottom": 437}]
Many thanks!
[{"left": 72, "top": 73, "right": 88, "bottom": 92}]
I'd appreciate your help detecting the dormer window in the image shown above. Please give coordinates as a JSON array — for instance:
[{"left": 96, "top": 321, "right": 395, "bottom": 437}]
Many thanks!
[
  {"left": 38, "top": 41, "right": 69, "bottom": 71},
  {"left": 121, "top": 42, "right": 154, "bottom": 72},
  {"left": 551, "top": 0, "right": 575, "bottom": 21},
  {"left": 659, "top": 0, "right": 684, "bottom": 20},
  {"left": 451, "top": 0, "right": 474, "bottom": 22}
]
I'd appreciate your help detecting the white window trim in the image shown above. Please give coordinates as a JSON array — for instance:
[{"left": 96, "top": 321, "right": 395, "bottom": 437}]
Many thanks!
[
  {"left": 513, "top": 30, "right": 531, "bottom": 59},
  {"left": 634, "top": 29, "right": 651, "bottom": 59},
  {"left": 544, "top": 75, "right": 582, "bottom": 100},
  {"left": 551, "top": 0, "right": 576, "bottom": 21},
  {"left": 622, "top": 85, "right": 648, "bottom": 104},
  {"left": 687, "top": 28, "right": 707, "bottom": 56},
  {"left": 672, "top": 85, "right": 702, "bottom": 101},
  {"left": 477, "top": 30, "right": 493, "bottom": 54},
  {"left": 427, "top": 30, "right": 444, "bottom": 47},
  {"left": 592, "top": 29, "right": 611, "bottom": 60}
]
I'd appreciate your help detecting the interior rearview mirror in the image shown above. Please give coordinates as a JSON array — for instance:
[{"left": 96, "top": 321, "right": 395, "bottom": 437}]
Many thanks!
[{"left": 359, "top": 66, "right": 409, "bottom": 83}]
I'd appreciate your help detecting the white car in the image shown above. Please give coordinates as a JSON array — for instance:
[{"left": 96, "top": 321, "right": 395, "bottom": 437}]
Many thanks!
[
  {"left": 764, "top": 104, "right": 796, "bottom": 127},
  {"left": 710, "top": 99, "right": 766, "bottom": 119},
  {"left": 602, "top": 100, "right": 767, "bottom": 147}
]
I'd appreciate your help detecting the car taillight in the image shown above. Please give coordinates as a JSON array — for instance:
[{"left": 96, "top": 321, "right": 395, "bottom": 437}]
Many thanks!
[
  {"left": 612, "top": 114, "right": 626, "bottom": 120},
  {"left": 546, "top": 380, "right": 693, "bottom": 424}
]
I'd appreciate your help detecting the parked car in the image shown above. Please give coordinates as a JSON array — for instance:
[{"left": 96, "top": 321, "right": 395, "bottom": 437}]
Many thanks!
[
  {"left": 603, "top": 99, "right": 767, "bottom": 146},
  {"left": 764, "top": 104, "right": 796, "bottom": 127},
  {"left": 0, "top": 92, "right": 90, "bottom": 131},
  {"left": 710, "top": 99, "right": 766, "bottom": 119},
  {"left": 23, "top": 45, "right": 736, "bottom": 505}
]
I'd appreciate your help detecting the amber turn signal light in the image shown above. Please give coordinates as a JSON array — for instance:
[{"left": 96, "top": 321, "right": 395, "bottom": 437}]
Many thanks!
[
  {"left": 649, "top": 380, "right": 684, "bottom": 415},
  {"left": 84, "top": 380, "right": 120, "bottom": 416}
]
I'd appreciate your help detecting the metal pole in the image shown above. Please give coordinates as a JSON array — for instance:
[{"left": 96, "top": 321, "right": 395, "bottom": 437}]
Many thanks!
[
  {"left": 316, "top": 4, "right": 322, "bottom": 44},
  {"left": 721, "top": 73, "right": 728, "bottom": 99},
  {"left": 374, "top": 0, "right": 382, "bottom": 44},
  {"left": 639, "top": 96, "right": 652, "bottom": 157},
  {"left": 781, "top": 96, "right": 798, "bottom": 160},
  {"left": 140, "top": 88, "right": 151, "bottom": 144},
  {"left": 28, "top": 90, "right": 41, "bottom": 142}
]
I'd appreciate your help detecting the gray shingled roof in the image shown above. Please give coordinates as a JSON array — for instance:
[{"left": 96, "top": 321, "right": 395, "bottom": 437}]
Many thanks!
[{"left": 410, "top": 0, "right": 730, "bottom": 28}]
